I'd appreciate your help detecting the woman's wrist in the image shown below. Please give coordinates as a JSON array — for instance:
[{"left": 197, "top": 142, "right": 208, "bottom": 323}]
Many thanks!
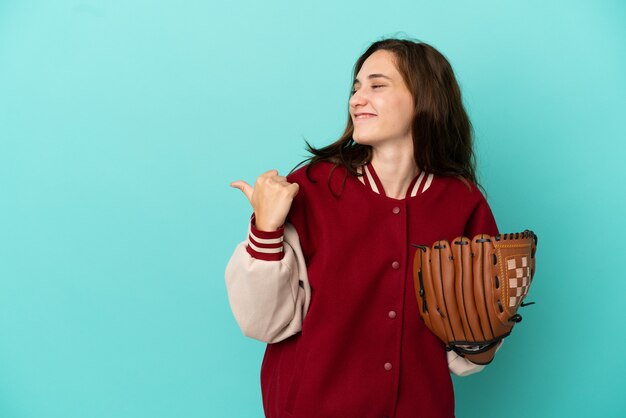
[
  {"left": 254, "top": 220, "right": 281, "bottom": 232},
  {"left": 253, "top": 213, "right": 282, "bottom": 232}
]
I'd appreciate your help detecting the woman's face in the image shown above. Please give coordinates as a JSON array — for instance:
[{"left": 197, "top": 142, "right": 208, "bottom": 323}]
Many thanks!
[{"left": 349, "top": 50, "right": 415, "bottom": 148}]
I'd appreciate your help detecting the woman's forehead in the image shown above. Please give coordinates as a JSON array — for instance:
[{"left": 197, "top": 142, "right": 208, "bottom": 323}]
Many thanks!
[{"left": 356, "top": 50, "right": 399, "bottom": 81}]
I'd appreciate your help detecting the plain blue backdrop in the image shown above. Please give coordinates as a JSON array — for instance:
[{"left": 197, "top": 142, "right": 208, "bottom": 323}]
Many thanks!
[{"left": 1, "top": 0, "right": 625, "bottom": 417}]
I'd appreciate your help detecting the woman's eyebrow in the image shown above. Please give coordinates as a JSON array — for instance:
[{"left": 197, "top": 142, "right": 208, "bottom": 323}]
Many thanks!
[{"left": 353, "top": 73, "right": 392, "bottom": 86}]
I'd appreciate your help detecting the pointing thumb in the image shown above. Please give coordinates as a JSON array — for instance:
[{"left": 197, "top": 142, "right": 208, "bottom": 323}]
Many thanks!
[{"left": 230, "top": 180, "right": 254, "bottom": 203}]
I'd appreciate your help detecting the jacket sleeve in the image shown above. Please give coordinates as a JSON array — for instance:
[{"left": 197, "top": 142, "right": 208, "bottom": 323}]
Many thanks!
[
  {"left": 447, "top": 341, "right": 504, "bottom": 376},
  {"left": 464, "top": 188, "right": 499, "bottom": 238},
  {"left": 449, "top": 187, "right": 503, "bottom": 376},
  {"left": 224, "top": 213, "right": 311, "bottom": 344}
]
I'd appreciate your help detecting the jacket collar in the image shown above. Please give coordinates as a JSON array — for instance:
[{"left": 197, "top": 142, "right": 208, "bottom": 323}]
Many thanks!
[{"left": 356, "top": 162, "right": 434, "bottom": 198}]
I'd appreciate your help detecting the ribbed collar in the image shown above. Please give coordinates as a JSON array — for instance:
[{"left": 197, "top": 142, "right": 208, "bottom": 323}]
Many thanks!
[{"left": 356, "top": 162, "right": 434, "bottom": 199}]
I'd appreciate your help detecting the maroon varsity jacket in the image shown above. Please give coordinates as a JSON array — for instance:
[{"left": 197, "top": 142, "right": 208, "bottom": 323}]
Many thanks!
[{"left": 226, "top": 160, "right": 499, "bottom": 418}]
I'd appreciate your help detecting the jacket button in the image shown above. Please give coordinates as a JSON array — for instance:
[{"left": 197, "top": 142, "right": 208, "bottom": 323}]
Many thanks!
[
  {"left": 384, "top": 362, "right": 393, "bottom": 371},
  {"left": 388, "top": 310, "right": 396, "bottom": 319},
  {"left": 392, "top": 206, "right": 400, "bottom": 214},
  {"left": 391, "top": 261, "right": 400, "bottom": 269}
]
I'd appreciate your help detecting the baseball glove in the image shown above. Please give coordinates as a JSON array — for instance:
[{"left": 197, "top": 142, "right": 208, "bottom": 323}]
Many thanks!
[{"left": 412, "top": 230, "right": 537, "bottom": 365}]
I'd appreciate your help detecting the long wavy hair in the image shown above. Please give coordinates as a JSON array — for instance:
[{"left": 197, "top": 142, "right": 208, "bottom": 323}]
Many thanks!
[{"left": 289, "top": 37, "right": 481, "bottom": 197}]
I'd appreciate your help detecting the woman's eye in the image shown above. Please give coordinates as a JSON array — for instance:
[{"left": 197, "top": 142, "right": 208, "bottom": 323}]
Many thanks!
[{"left": 351, "top": 85, "right": 384, "bottom": 95}]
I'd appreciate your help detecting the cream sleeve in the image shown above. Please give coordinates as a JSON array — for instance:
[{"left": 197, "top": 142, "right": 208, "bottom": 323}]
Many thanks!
[
  {"left": 447, "top": 340, "right": 504, "bottom": 376},
  {"left": 224, "top": 221, "right": 311, "bottom": 344}
]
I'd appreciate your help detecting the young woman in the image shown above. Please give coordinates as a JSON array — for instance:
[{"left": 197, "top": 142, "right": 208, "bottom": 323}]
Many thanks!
[{"left": 226, "top": 38, "right": 500, "bottom": 418}]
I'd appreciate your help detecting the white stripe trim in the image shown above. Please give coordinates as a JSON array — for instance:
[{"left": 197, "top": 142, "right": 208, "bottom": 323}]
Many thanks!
[
  {"left": 410, "top": 171, "right": 426, "bottom": 197},
  {"left": 249, "top": 233, "right": 283, "bottom": 245},
  {"left": 248, "top": 241, "right": 283, "bottom": 254},
  {"left": 356, "top": 166, "right": 366, "bottom": 185},
  {"left": 422, "top": 173, "right": 434, "bottom": 192},
  {"left": 363, "top": 165, "right": 380, "bottom": 194}
]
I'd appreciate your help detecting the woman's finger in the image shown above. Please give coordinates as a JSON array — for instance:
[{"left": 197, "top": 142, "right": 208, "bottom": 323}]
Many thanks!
[{"left": 230, "top": 180, "right": 254, "bottom": 203}]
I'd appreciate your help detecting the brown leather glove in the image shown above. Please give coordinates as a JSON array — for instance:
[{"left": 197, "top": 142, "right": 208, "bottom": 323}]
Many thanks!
[{"left": 412, "top": 231, "right": 538, "bottom": 365}]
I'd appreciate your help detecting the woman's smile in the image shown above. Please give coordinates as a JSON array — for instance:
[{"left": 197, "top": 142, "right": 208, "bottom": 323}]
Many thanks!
[{"left": 354, "top": 113, "right": 377, "bottom": 121}]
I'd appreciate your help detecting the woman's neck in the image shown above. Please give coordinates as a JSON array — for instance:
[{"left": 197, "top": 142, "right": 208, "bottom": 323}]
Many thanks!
[{"left": 370, "top": 145, "right": 419, "bottom": 199}]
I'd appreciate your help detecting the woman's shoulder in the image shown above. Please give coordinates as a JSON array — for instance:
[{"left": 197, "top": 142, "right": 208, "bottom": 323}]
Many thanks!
[
  {"left": 283, "top": 161, "right": 337, "bottom": 229},
  {"left": 436, "top": 175, "right": 497, "bottom": 234},
  {"left": 437, "top": 174, "right": 487, "bottom": 203},
  {"left": 286, "top": 160, "right": 337, "bottom": 185}
]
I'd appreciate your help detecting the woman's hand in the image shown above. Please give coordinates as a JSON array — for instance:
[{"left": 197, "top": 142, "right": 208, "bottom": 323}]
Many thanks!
[{"left": 230, "top": 169, "right": 299, "bottom": 232}]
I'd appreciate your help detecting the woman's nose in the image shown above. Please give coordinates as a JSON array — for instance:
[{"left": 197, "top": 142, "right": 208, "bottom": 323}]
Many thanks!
[{"left": 349, "top": 90, "right": 367, "bottom": 107}]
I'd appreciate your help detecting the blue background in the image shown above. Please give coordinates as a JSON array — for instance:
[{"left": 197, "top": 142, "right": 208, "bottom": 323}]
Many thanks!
[{"left": 1, "top": 0, "right": 625, "bottom": 417}]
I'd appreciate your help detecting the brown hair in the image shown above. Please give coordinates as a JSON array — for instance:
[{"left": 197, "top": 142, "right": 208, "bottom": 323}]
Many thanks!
[{"left": 290, "top": 36, "right": 481, "bottom": 197}]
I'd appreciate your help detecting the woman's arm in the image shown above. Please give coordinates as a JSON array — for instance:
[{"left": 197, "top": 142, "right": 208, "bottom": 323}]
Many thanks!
[
  {"left": 224, "top": 215, "right": 311, "bottom": 343},
  {"left": 448, "top": 186, "right": 503, "bottom": 376}
]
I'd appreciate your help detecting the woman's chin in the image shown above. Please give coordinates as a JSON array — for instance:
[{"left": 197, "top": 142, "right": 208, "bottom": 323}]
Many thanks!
[{"left": 352, "top": 134, "right": 376, "bottom": 145}]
